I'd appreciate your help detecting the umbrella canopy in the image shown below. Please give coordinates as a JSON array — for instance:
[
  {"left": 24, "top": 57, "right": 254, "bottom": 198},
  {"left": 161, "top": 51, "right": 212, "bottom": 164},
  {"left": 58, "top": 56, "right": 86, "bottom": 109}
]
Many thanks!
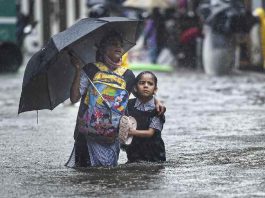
[
  {"left": 123, "top": 0, "right": 170, "bottom": 10},
  {"left": 18, "top": 17, "right": 142, "bottom": 114}
]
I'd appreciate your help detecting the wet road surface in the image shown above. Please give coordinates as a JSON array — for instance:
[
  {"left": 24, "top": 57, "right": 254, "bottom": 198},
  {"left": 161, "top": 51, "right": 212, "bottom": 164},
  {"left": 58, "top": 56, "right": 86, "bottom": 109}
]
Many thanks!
[{"left": 1, "top": 65, "right": 265, "bottom": 197}]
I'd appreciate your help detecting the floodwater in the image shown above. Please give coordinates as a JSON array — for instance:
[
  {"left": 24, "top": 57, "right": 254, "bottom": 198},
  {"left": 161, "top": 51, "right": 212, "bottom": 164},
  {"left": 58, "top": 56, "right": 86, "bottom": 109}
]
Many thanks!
[{"left": 1, "top": 65, "right": 265, "bottom": 197}]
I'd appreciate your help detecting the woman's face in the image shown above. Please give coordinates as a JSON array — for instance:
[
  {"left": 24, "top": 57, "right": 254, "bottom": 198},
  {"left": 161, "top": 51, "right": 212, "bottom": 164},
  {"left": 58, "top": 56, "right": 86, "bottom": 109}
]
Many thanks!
[{"left": 104, "top": 37, "right": 124, "bottom": 62}]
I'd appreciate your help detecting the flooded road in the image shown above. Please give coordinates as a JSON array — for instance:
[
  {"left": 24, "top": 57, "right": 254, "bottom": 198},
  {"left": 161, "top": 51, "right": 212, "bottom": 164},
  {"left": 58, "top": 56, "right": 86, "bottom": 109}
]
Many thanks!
[{"left": 1, "top": 65, "right": 265, "bottom": 197}]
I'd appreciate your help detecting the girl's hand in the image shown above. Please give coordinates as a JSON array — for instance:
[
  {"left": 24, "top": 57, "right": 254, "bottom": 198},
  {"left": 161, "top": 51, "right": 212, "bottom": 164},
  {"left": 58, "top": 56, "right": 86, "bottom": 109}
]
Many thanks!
[{"left": 155, "top": 99, "right": 166, "bottom": 116}]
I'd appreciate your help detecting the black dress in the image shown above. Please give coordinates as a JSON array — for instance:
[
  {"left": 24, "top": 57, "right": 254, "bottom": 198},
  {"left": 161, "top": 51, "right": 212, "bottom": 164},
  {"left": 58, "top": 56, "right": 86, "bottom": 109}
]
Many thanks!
[{"left": 124, "top": 98, "right": 166, "bottom": 163}]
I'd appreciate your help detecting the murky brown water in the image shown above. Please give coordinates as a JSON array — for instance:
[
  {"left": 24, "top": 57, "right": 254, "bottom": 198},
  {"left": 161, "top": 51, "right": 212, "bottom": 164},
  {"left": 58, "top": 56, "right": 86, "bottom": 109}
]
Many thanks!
[{"left": 1, "top": 66, "right": 265, "bottom": 197}]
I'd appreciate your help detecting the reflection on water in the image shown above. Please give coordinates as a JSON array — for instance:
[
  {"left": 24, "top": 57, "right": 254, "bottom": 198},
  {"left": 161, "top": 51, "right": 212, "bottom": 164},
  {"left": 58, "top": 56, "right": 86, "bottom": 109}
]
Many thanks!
[
  {"left": 21, "top": 163, "right": 165, "bottom": 197},
  {"left": 66, "top": 163, "right": 165, "bottom": 188}
]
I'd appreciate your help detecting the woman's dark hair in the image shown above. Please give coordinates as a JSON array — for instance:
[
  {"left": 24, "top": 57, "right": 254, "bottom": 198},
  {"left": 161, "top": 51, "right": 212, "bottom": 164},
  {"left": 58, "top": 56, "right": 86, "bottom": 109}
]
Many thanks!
[
  {"left": 133, "top": 71, "right": 158, "bottom": 97},
  {"left": 96, "top": 31, "right": 123, "bottom": 61}
]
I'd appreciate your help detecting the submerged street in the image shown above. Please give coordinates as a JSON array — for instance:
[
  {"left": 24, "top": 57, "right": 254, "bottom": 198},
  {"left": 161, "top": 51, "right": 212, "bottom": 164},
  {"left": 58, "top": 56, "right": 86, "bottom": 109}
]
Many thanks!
[{"left": 1, "top": 64, "right": 265, "bottom": 197}]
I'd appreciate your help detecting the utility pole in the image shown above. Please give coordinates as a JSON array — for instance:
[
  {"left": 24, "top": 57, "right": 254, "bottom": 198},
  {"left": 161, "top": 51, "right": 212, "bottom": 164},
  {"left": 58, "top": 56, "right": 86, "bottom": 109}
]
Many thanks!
[
  {"left": 59, "top": 0, "right": 67, "bottom": 32},
  {"left": 42, "top": 0, "right": 51, "bottom": 44},
  {"left": 75, "top": 0, "right": 80, "bottom": 20}
]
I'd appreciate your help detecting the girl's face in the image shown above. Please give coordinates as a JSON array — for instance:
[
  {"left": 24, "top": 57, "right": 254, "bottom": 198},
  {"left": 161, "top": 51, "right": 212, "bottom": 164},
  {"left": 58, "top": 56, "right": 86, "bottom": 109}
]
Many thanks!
[
  {"left": 135, "top": 73, "right": 157, "bottom": 100},
  {"left": 104, "top": 37, "right": 124, "bottom": 62}
]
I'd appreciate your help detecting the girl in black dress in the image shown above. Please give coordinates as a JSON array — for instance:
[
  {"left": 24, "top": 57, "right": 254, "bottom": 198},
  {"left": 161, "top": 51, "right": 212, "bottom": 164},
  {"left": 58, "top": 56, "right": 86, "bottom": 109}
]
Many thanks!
[{"left": 124, "top": 71, "right": 166, "bottom": 163}]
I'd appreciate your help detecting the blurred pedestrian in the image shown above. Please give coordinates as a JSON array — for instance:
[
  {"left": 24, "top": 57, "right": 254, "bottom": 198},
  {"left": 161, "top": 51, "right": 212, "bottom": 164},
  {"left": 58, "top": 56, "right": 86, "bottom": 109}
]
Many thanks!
[
  {"left": 122, "top": 71, "right": 166, "bottom": 163},
  {"left": 143, "top": 8, "right": 168, "bottom": 63}
]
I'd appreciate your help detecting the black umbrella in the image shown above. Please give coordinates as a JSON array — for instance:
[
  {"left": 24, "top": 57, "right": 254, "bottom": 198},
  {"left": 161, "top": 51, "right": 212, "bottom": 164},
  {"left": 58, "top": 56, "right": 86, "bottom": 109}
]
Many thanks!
[{"left": 18, "top": 17, "right": 142, "bottom": 114}]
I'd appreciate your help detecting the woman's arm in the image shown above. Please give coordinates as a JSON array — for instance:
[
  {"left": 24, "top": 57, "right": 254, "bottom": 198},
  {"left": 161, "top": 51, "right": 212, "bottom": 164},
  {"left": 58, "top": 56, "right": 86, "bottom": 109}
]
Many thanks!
[
  {"left": 128, "top": 128, "right": 155, "bottom": 138},
  {"left": 70, "top": 68, "right": 82, "bottom": 103},
  {"left": 70, "top": 55, "right": 83, "bottom": 103}
]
